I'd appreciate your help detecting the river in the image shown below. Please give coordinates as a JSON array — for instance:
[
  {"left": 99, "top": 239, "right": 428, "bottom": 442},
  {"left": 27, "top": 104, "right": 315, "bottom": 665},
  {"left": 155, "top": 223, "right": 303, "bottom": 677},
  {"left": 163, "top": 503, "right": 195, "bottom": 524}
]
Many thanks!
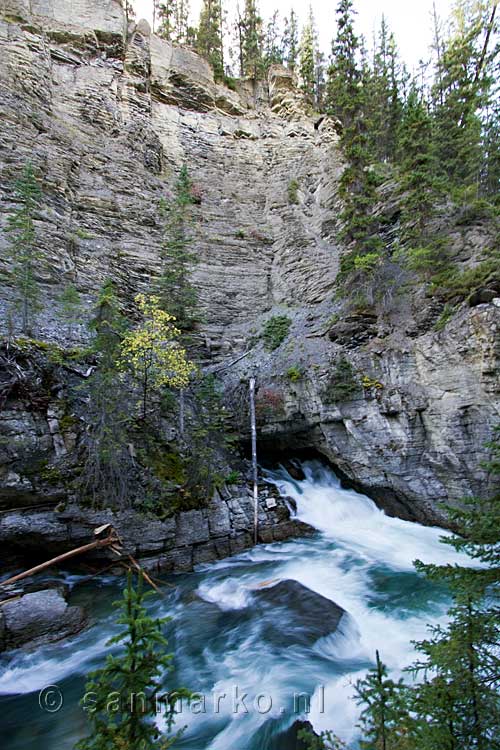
[{"left": 0, "top": 460, "right": 469, "bottom": 749}]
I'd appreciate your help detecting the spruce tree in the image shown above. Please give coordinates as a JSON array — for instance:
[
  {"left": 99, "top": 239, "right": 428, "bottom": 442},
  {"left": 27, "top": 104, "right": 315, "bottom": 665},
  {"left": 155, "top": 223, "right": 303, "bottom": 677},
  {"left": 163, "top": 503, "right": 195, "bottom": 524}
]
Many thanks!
[
  {"left": 196, "top": 0, "right": 224, "bottom": 80},
  {"left": 77, "top": 572, "right": 189, "bottom": 750},
  {"left": 82, "top": 280, "right": 132, "bottom": 509},
  {"left": 156, "top": 165, "right": 198, "bottom": 331},
  {"left": 5, "top": 162, "right": 43, "bottom": 335},
  {"left": 158, "top": 1, "right": 193, "bottom": 44},
  {"left": 355, "top": 650, "right": 412, "bottom": 750},
  {"left": 299, "top": 14, "right": 316, "bottom": 107},
  {"left": 263, "top": 10, "right": 284, "bottom": 69},
  {"left": 59, "top": 283, "right": 82, "bottom": 344},
  {"left": 240, "top": 0, "right": 264, "bottom": 78},
  {"left": 397, "top": 85, "right": 441, "bottom": 244},
  {"left": 282, "top": 9, "right": 299, "bottom": 71}
]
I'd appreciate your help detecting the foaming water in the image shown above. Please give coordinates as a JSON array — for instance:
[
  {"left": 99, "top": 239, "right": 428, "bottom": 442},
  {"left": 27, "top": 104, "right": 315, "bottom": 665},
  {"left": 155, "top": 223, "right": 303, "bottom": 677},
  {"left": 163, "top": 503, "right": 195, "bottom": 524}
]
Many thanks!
[{"left": 0, "top": 461, "right": 469, "bottom": 749}]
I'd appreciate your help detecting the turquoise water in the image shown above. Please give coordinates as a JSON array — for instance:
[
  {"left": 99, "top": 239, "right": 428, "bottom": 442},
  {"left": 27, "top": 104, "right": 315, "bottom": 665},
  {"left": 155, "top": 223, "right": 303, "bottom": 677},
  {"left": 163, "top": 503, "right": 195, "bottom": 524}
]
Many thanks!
[{"left": 0, "top": 462, "right": 466, "bottom": 749}]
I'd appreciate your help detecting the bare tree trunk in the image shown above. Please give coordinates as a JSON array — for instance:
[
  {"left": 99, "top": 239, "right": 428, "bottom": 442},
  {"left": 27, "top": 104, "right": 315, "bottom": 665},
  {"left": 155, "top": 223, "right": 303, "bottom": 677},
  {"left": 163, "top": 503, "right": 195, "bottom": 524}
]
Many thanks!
[{"left": 249, "top": 377, "right": 258, "bottom": 544}]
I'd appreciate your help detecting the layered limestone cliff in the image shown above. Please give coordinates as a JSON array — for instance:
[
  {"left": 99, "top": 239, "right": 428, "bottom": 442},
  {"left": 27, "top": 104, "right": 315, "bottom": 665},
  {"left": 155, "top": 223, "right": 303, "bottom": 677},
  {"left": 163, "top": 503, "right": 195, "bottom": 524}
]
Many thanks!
[{"left": 0, "top": 0, "right": 499, "bottom": 542}]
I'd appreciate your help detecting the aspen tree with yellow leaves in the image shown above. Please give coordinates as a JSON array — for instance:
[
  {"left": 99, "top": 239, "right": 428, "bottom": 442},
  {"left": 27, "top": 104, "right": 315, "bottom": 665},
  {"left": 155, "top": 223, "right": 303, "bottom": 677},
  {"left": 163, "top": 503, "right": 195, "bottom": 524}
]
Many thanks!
[{"left": 120, "top": 294, "right": 194, "bottom": 421}]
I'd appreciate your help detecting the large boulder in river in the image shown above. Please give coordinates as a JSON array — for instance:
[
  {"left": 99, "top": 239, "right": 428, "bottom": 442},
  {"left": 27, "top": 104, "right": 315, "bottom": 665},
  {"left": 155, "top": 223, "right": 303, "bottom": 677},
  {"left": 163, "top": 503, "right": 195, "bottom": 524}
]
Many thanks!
[
  {"left": 0, "top": 588, "right": 86, "bottom": 652},
  {"left": 252, "top": 579, "right": 345, "bottom": 647}
]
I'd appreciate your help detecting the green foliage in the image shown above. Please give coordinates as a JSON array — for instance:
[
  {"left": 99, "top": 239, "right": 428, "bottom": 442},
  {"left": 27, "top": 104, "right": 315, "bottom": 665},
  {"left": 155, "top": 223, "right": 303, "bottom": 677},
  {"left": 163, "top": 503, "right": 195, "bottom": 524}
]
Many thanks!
[
  {"left": 355, "top": 650, "right": 412, "bottom": 750},
  {"left": 59, "top": 283, "right": 82, "bottom": 343},
  {"left": 298, "top": 728, "right": 347, "bottom": 749},
  {"left": 224, "top": 469, "right": 240, "bottom": 485},
  {"left": 77, "top": 572, "right": 189, "bottom": 750},
  {"left": 5, "top": 162, "right": 43, "bottom": 335},
  {"left": 195, "top": 0, "right": 224, "bottom": 79},
  {"left": 353, "top": 252, "right": 382, "bottom": 273},
  {"left": 287, "top": 179, "right": 299, "bottom": 204},
  {"left": 286, "top": 364, "right": 303, "bottom": 382},
  {"left": 323, "top": 356, "right": 359, "bottom": 403},
  {"left": 157, "top": 165, "right": 199, "bottom": 332},
  {"left": 262, "top": 315, "right": 292, "bottom": 351},
  {"left": 430, "top": 258, "right": 499, "bottom": 302},
  {"left": 239, "top": 0, "right": 264, "bottom": 78},
  {"left": 74, "top": 227, "right": 94, "bottom": 240},
  {"left": 157, "top": 1, "right": 194, "bottom": 45},
  {"left": 235, "top": 229, "right": 246, "bottom": 239},
  {"left": 119, "top": 294, "right": 194, "bottom": 421},
  {"left": 434, "top": 303, "right": 455, "bottom": 331}
]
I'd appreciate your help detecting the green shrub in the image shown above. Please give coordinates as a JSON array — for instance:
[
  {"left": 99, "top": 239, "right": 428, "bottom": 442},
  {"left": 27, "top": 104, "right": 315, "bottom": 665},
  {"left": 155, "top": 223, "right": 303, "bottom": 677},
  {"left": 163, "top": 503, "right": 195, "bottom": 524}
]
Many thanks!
[
  {"left": 353, "top": 252, "right": 382, "bottom": 273},
  {"left": 286, "top": 365, "right": 303, "bottom": 382},
  {"left": 235, "top": 229, "right": 246, "bottom": 239},
  {"left": 323, "top": 356, "right": 359, "bottom": 403},
  {"left": 262, "top": 315, "right": 292, "bottom": 351},
  {"left": 430, "top": 259, "right": 499, "bottom": 302},
  {"left": 224, "top": 469, "right": 240, "bottom": 485},
  {"left": 434, "top": 303, "right": 455, "bottom": 331},
  {"left": 288, "top": 179, "right": 299, "bottom": 204}
]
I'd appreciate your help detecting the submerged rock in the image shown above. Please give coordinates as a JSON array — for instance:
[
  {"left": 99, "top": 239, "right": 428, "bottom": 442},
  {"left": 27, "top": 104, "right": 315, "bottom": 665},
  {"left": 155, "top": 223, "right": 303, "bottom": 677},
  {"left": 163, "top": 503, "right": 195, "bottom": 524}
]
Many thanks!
[
  {"left": 253, "top": 579, "right": 345, "bottom": 647},
  {"left": 0, "top": 588, "right": 86, "bottom": 652}
]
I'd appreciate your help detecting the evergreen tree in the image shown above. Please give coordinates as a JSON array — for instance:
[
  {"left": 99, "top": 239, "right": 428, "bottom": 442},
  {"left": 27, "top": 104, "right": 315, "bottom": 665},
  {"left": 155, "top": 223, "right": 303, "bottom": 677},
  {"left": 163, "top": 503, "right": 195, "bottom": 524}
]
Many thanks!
[
  {"left": 365, "top": 17, "right": 404, "bottom": 162},
  {"left": 355, "top": 650, "right": 412, "bottom": 750},
  {"left": 410, "top": 598, "right": 500, "bottom": 750},
  {"left": 240, "top": 0, "right": 264, "bottom": 78},
  {"left": 156, "top": 165, "right": 198, "bottom": 331},
  {"left": 5, "top": 162, "right": 43, "bottom": 335},
  {"left": 263, "top": 10, "right": 284, "bottom": 69},
  {"left": 282, "top": 9, "right": 299, "bottom": 71},
  {"left": 397, "top": 85, "right": 441, "bottom": 243},
  {"left": 158, "top": 0, "right": 193, "bottom": 44},
  {"left": 431, "top": 1, "right": 497, "bottom": 196},
  {"left": 196, "top": 0, "right": 224, "bottom": 80},
  {"left": 58, "top": 283, "right": 82, "bottom": 344},
  {"left": 299, "top": 7, "right": 319, "bottom": 108},
  {"left": 124, "top": 0, "right": 135, "bottom": 25},
  {"left": 77, "top": 572, "right": 189, "bottom": 750},
  {"left": 325, "top": 0, "right": 362, "bottom": 129},
  {"left": 82, "top": 280, "right": 132, "bottom": 509}
]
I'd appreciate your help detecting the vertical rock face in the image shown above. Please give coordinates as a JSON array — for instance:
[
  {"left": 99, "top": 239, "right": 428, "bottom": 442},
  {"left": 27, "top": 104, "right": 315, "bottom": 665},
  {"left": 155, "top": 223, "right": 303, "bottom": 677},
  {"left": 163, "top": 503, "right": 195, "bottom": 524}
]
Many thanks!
[
  {"left": 0, "top": 0, "right": 498, "bottom": 524},
  {"left": 0, "top": 0, "right": 342, "bottom": 351}
]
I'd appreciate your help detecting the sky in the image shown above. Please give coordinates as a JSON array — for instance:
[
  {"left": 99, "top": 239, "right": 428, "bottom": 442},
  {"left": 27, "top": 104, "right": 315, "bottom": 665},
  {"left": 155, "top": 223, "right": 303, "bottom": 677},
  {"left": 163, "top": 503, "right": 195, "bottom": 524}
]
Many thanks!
[{"left": 132, "top": 0, "right": 454, "bottom": 71}]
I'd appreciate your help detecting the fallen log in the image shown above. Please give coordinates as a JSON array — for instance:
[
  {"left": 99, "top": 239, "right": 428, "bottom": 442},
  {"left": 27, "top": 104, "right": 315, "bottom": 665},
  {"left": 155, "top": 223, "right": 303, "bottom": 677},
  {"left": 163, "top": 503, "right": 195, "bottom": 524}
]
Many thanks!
[{"left": 0, "top": 527, "right": 120, "bottom": 588}]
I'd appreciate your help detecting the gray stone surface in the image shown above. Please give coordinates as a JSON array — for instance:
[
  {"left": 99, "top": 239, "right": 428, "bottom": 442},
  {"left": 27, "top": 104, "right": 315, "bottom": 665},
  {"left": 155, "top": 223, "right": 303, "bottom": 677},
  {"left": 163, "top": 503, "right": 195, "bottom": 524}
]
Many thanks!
[
  {"left": 0, "top": 0, "right": 498, "bottom": 538},
  {"left": 0, "top": 588, "right": 86, "bottom": 651}
]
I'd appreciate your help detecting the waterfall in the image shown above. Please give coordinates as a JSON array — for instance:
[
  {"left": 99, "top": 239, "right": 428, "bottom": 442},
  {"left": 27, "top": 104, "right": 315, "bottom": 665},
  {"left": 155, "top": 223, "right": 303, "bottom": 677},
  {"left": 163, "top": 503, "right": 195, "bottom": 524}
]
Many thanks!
[{"left": 0, "top": 460, "right": 474, "bottom": 750}]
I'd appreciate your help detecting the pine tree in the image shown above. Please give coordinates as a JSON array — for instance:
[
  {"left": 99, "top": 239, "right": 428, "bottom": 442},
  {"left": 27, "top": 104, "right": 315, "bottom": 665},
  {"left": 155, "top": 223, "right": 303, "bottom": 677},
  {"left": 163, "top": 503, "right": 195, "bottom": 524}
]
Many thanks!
[
  {"left": 355, "top": 650, "right": 413, "bottom": 750},
  {"left": 263, "top": 10, "right": 283, "bottom": 69},
  {"left": 124, "top": 0, "right": 135, "bottom": 25},
  {"left": 196, "top": 0, "right": 224, "bottom": 80},
  {"left": 365, "top": 17, "right": 404, "bottom": 162},
  {"left": 431, "top": 1, "right": 497, "bottom": 197},
  {"left": 158, "top": 1, "right": 193, "bottom": 44},
  {"left": 410, "top": 598, "right": 500, "bottom": 750},
  {"left": 282, "top": 9, "right": 299, "bottom": 71},
  {"left": 240, "top": 0, "right": 264, "bottom": 78},
  {"left": 77, "top": 572, "right": 190, "bottom": 750},
  {"left": 299, "top": 7, "right": 322, "bottom": 109},
  {"left": 156, "top": 165, "right": 198, "bottom": 331},
  {"left": 397, "top": 85, "right": 441, "bottom": 243},
  {"left": 299, "top": 16, "right": 315, "bottom": 107},
  {"left": 5, "top": 162, "right": 43, "bottom": 335},
  {"left": 82, "top": 280, "right": 132, "bottom": 509},
  {"left": 325, "top": 0, "right": 362, "bottom": 129},
  {"left": 409, "top": 426, "right": 500, "bottom": 749},
  {"left": 59, "top": 283, "right": 82, "bottom": 344}
]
